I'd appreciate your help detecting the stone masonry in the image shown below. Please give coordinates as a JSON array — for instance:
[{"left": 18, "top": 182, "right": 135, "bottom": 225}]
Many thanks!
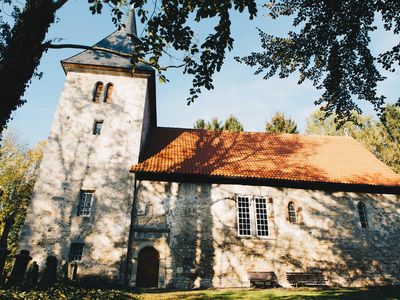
[{"left": 132, "top": 180, "right": 400, "bottom": 288}]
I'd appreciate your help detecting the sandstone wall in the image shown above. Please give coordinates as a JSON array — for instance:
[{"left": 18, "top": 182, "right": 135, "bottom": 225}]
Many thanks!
[
  {"left": 133, "top": 180, "right": 400, "bottom": 288},
  {"left": 20, "top": 71, "right": 151, "bottom": 282}
]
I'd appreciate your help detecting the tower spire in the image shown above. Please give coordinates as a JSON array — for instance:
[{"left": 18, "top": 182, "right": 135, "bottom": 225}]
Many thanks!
[{"left": 124, "top": 8, "right": 137, "bottom": 37}]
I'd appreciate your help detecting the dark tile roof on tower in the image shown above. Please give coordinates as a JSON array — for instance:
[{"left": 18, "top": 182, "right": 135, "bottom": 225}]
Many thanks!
[
  {"left": 131, "top": 127, "right": 400, "bottom": 188},
  {"left": 62, "top": 10, "right": 152, "bottom": 73}
]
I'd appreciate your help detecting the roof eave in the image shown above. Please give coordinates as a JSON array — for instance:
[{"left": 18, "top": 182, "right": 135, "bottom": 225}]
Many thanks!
[
  {"left": 61, "top": 61, "right": 154, "bottom": 77},
  {"left": 131, "top": 171, "right": 400, "bottom": 195}
]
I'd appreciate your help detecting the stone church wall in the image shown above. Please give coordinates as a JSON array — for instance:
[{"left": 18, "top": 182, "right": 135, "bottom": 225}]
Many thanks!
[
  {"left": 133, "top": 180, "right": 400, "bottom": 288},
  {"left": 20, "top": 71, "right": 151, "bottom": 282}
]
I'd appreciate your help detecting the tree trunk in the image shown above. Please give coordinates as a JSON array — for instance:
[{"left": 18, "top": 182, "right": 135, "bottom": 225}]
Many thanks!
[
  {"left": 0, "top": 0, "right": 56, "bottom": 135},
  {"left": 0, "top": 214, "right": 16, "bottom": 285}
]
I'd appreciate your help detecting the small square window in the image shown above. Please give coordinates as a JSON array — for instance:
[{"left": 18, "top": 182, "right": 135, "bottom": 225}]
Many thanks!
[
  {"left": 77, "top": 191, "right": 93, "bottom": 217},
  {"left": 69, "top": 243, "right": 84, "bottom": 262},
  {"left": 93, "top": 120, "right": 103, "bottom": 135}
]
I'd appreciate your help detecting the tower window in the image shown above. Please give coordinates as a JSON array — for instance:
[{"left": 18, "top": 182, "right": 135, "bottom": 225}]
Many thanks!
[
  {"left": 104, "top": 83, "right": 114, "bottom": 103},
  {"left": 77, "top": 191, "right": 94, "bottom": 217},
  {"left": 69, "top": 243, "right": 84, "bottom": 261},
  {"left": 357, "top": 201, "right": 369, "bottom": 229},
  {"left": 93, "top": 120, "right": 103, "bottom": 135},
  {"left": 288, "top": 202, "right": 297, "bottom": 224},
  {"left": 93, "top": 82, "right": 104, "bottom": 103}
]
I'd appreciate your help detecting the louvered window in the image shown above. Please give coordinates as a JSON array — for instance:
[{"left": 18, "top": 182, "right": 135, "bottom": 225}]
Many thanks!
[
  {"left": 358, "top": 201, "right": 368, "bottom": 229},
  {"left": 288, "top": 202, "right": 297, "bottom": 223}
]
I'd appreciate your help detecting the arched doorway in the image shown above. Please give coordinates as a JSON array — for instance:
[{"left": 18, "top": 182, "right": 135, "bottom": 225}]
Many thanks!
[{"left": 136, "top": 246, "right": 160, "bottom": 288}]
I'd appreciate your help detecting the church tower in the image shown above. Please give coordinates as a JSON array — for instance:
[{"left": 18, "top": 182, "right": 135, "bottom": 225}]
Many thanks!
[{"left": 20, "top": 11, "right": 155, "bottom": 283}]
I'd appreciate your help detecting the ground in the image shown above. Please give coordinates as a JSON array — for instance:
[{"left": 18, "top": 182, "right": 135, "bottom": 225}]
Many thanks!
[{"left": 1, "top": 286, "right": 400, "bottom": 299}]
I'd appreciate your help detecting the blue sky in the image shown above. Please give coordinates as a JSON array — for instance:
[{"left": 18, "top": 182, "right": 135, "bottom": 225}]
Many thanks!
[{"left": 5, "top": 1, "right": 400, "bottom": 145}]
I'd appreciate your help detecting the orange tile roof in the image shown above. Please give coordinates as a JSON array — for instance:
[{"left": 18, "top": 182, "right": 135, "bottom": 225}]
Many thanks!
[{"left": 131, "top": 127, "right": 400, "bottom": 187}]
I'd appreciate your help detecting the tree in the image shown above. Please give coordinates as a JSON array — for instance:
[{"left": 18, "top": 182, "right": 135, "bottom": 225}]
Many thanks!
[
  {"left": 222, "top": 115, "right": 244, "bottom": 132},
  {"left": 194, "top": 115, "right": 244, "bottom": 131},
  {"left": 0, "top": 136, "right": 45, "bottom": 283},
  {"left": 0, "top": 0, "right": 258, "bottom": 136},
  {"left": 305, "top": 106, "right": 400, "bottom": 174},
  {"left": 265, "top": 112, "right": 298, "bottom": 134},
  {"left": 237, "top": 1, "right": 400, "bottom": 124}
]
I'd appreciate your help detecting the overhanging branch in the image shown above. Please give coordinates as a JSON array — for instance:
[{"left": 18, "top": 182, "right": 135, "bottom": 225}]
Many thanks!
[
  {"left": 43, "top": 43, "right": 187, "bottom": 70},
  {"left": 53, "top": 0, "right": 69, "bottom": 11}
]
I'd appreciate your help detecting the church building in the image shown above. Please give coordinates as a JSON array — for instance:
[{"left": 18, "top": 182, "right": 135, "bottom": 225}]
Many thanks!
[{"left": 20, "top": 12, "right": 400, "bottom": 289}]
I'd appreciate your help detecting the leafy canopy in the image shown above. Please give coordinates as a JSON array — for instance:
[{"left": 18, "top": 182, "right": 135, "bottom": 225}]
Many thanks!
[
  {"left": 237, "top": 0, "right": 400, "bottom": 124},
  {"left": 306, "top": 105, "right": 400, "bottom": 174},
  {"left": 265, "top": 112, "right": 298, "bottom": 134},
  {"left": 0, "top": 136, "right": 45, "bottom": 274},
  {"left": 194, "top": 115, "right": 244, "bottom": 131},
  {"left": 0, "top": 0, "right": 257, "bottom": 135},
  {"left": 83, "top": 0, "right": 258, "bottom": 103}
]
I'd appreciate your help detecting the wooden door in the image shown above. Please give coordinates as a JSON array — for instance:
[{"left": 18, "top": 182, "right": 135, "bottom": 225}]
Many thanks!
[{"left": 136, "top": 247, "right": 160, "bottom": 288}]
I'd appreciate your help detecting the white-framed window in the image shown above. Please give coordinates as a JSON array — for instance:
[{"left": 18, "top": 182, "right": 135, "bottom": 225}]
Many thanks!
[
  {"left": 69, "top": 243, "right": 84, "bottom": 261},
  {"left": 77, "top": 191, "right": 94, "bottom": 217},
  {"left": 237, "top": 196, "right": 269, "bottom": 237},
  {"left": 237, "top": 196, "right": 251, "bottom": 236},
  {"left": 254, "top": 197, "right": 269, "bottom": 237}
]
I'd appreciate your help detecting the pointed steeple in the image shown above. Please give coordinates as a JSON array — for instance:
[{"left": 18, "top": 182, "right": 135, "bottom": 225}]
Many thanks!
[
  {"left": 62, "top": 7, "right": 151, "bottom": 74},
  {"left": 124, "top": 8, "right": 137, "bottom": 37}
]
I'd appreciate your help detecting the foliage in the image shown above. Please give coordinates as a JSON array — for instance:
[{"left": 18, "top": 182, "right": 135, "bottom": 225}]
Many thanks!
[
  {"left": 0, "top": 0, "right": 57, "bottom": 137},
  {"left": 237, "top": 0, "right": 400, "bottom": 124},
  {"left": 0, "top": 136, "right": 45, "bottom": 275},
  {"left": 306, "top": 105, "right": 400, "bottom": 173},
  {"left": 194, "top": 115, "right": 244, "bottom": 131},
  {"left": 265, "top": 112, "right": 298, "bottom": 134},
  {"left": 0, "top": 284, "right": 138, "bottom": 300},
  {"left": 0, "top": 0, "right": 258, "bottom": 135}
]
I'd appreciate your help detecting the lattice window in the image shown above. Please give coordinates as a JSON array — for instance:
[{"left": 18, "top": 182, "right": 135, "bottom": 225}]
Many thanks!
[
  {"left": 255, "top": 198, "right": 269, "bottom": 237},
  {"left": 93, "top": 81, "right": 104, "bottom": 103},
  {"left": 69, "top": 243, "right": 84, "bottom": 261},
  {"left": 288, "top": 202, "right": 297, "bottom": 224},
  {"left": 237, "top": 196, "right": 251, "bottom": 236},
  {"left": 358, "top": 201, "right": 369, "bottom": 229},
  {"left": 93, "top": 120, "right": 103, "bottom": 135},
  {"left": 77, "top": 191, "right": 94, "bottom": 217}
]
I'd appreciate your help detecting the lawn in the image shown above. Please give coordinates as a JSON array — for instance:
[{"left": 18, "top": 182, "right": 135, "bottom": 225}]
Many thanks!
[
  {"left": 139, "top": 287, "right": 400, "bottom": 300},
  {"left": 0, "top": 286, "right": 399, "bottom": 299}
]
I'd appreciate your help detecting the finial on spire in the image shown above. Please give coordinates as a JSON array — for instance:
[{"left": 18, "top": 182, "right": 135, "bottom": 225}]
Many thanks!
[{"left": 124, "top": 7, "right": 137, "bottom": 37}]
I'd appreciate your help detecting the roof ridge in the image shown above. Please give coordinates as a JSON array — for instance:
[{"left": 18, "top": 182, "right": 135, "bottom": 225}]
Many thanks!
[{"left": 154, "top": 126, "right": 357, "bottom": 140}]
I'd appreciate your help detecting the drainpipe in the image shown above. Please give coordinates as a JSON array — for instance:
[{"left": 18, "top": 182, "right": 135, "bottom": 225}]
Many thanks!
[{"left": 124, "top": 177, "right": 138, "bottom": 286}]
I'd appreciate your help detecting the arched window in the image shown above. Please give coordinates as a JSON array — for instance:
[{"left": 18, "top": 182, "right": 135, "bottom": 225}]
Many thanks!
[
  {"left": 358, "top": 201, "right": 368, "bottom": 228},
  {"left": 104, "top": 83, "right": 114, "bottom": 103},
  {"left": 93, "top": 81, "right": 104, "bottom": 103},
  {"left": 288, "top": 202, "right": 296, "bottom": 224}
]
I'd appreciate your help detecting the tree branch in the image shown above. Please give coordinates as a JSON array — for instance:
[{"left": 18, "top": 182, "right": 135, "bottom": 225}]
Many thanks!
[
  {"left": 43, "top": 43, "right": 188, "bottom": 70},
  {"left": 53, "top": 0, "right": 69, "bottom": 11}
]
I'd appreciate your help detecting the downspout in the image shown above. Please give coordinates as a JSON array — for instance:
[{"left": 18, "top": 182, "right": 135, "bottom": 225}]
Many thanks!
[{"left": 124, "top": 177, "right": 138, "bottom": 286}]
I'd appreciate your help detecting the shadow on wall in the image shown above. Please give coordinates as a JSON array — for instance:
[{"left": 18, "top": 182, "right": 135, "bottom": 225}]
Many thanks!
[
  {"left": 20, "top": 83, "right": 138, "bottom": 284},
  {"left": 136, "top": 129, "right": 400, "bottom": 288},
  {"left": 271, "top": 189, "right": 400, "bottom": 287}
]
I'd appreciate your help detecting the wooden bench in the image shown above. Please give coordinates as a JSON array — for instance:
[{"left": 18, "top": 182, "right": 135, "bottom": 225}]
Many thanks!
[
  {"left": 286, "top": 272, "right": 327, "bottom": 287},
  {"left": 248, "top": 272, "right": 278, "bottom": 288}
]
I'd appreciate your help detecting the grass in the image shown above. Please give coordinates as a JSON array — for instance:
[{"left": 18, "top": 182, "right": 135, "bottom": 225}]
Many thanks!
[
  {"left": 138, "top": 287, "right": 400, "bottom": 300},
  {"left": 0, "top": 286, "right": 399, "bottom": 300}
]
